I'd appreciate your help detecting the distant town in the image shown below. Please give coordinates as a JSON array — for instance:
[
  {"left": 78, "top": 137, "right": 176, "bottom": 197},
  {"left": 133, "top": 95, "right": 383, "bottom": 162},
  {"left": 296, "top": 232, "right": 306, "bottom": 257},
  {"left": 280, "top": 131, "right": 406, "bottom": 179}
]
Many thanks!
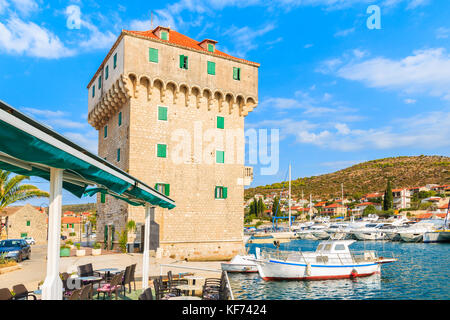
[{"left": 245, "top": 183, "right": 450, "bottom": 223}]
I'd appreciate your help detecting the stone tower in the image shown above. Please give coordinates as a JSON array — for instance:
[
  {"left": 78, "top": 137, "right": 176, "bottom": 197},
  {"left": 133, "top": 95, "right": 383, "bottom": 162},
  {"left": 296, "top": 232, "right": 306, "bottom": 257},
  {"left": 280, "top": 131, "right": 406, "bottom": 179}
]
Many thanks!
[{"left": 87, "top": 26, "right": 258, "bottom": 260}]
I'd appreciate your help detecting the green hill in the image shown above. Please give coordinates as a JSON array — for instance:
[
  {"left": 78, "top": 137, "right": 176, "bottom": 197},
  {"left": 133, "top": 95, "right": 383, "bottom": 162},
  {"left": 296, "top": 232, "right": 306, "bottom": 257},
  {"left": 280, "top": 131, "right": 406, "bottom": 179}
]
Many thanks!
[{"left": 245, "top": 155, "right": 450, "bottom": 200}]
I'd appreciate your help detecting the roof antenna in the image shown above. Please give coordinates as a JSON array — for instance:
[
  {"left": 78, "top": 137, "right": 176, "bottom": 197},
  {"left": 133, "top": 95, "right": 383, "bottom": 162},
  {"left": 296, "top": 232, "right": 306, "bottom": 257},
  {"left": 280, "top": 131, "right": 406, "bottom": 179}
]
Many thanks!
[{"left": 150, "top": 11, "right": 153, "bottom": 29}]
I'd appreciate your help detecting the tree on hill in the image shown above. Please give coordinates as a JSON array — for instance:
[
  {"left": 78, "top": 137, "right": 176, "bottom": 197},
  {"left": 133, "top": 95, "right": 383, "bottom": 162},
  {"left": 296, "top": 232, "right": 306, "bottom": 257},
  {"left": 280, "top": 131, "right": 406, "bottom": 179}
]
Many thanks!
[
  {"left": 257, "top": 198, "right": 265, "bottom": 217},
  {"left": 383, "top": 180, "right": 393, "bottom": 211},
  {"left": 272, "top": 197, "right": 280, "bottom": 216}
]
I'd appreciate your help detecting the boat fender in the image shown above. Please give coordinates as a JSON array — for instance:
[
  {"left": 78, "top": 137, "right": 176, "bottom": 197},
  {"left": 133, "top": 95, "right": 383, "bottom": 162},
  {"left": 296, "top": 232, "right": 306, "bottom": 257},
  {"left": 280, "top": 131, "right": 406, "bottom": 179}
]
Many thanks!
[
  {"left": 350, "top": 269, "right": 358, "bottom": 278},
  {"left": 306, "top": 263, "right": 311, "bottom": 276},
  {"left": 255, "top": 247, "right": 261, "bottom": 260}
]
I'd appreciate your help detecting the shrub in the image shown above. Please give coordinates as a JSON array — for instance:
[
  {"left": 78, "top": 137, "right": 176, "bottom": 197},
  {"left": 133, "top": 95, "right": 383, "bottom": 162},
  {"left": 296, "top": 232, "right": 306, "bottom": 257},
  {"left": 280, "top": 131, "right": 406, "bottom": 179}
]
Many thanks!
[
  {"left": 65, "top": 239, "right": 73, "bottom": 245},
  {"left": 75, "top": 243, "right": 81, "bottom": 250},
  {"left": 92, "top": 242, "right": 101, "bottom": 249},
  {"left": 117, "top": 230, "right": 128, "bottom": 253}
]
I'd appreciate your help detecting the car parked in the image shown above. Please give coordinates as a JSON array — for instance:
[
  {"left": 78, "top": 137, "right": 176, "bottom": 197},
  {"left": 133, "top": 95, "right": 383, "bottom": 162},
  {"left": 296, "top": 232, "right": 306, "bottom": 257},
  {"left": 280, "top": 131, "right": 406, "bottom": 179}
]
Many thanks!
[
  {"left": 23, "top": 237, "right": 36, "bottom": 245},
  {"left": 0, "top": 239, "right": 31, "bottom": 262}
]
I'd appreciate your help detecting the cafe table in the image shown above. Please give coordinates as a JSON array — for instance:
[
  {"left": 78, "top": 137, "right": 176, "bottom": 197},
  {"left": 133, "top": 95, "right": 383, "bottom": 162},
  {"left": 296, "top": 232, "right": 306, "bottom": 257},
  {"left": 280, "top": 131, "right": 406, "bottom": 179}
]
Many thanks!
[
  {"left": 184, "top": 275, "right": 205, "bottom": 286},
  {"left": 175, "top": 284, "right": 203, "bottom": 296}
]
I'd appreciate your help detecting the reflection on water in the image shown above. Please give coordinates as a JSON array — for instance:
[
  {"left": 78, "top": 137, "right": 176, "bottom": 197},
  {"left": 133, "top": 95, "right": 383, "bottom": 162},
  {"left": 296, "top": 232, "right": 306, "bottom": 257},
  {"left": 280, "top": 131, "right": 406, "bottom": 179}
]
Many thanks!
[{"left": 229, "top": 240, "right": 450, "bottom": 300}]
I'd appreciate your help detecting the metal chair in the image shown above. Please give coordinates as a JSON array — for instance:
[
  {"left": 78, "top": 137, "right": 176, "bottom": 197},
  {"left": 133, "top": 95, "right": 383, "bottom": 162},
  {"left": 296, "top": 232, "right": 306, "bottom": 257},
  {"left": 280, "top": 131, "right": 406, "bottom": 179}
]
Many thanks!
[
  {"left": 12, "top": 284, "right": 37, "bottom": 300},
  {"left": 79, "top": 283, "right": 93, "bottom": 300},
  {"left": 0, "top": 288, "right": 13, "bottom": 301},
  {"left": 138, "top": 288, "right": 154, "bottom": 300},
  {"left": 96, "top": 272, "right": 124, "bottom": 300}
]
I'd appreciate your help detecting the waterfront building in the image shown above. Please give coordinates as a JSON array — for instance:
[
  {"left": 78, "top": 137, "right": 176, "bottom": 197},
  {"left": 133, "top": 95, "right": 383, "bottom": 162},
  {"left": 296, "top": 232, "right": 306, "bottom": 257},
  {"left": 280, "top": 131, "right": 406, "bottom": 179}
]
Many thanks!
[
  {"left": 392, "top": 188, "right": 411, "bottom": 210},
  {"left": 87, "top": 26, "right": 258, "bottom": 259},
  {"left": 0, "top": 204, "right": 47, "bottom": 243}
]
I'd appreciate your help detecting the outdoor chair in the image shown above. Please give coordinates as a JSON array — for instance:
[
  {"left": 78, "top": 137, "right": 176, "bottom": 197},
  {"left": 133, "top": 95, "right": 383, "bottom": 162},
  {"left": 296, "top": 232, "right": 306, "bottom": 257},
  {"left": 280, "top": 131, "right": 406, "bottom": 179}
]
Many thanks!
[
  {"left": 138, "top": 288, "right": 154, "bottom": 300},
  {"left": 96, "top": 272, "right": 124, "bottom": 300},
  {"left": 0, "top": 288, "right": 13, "bottom": 301},
  {"left": 79, "top": 284, "right": 93, "bottom": 300},
  {"left": 167, "top": 271, "right": 188, "bottom": 288},
  {"left": 129, "top": 263, "right": 137, "bottom": 291},
  {"left": 12, "top": 284, "right": 37, "bottom": 300},
  {"left": 153, "top": 278, "right": 178, "bottom": 300},
  {"left": 78, "top": 263, "right": 101, "bottom": 278},
  {"left": 121, "top": 265, "right": 132, "bottom": 295},
  {"left": 67, "top": 288, "right": 82, "bottom": 300}
]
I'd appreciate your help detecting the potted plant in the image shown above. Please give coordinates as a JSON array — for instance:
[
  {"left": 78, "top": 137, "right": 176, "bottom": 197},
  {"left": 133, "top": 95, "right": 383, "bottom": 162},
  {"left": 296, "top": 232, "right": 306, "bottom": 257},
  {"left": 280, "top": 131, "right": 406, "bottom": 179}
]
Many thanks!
[
  {"left": 60, "top": 244, "right": 71, "bottom": 257},
  {"left": 91, "top": 242, "right": 102, "bottom": 256},
  {"left": 65, "top": 239, "right": 74, "bottom": 249},
  {"left": 126, "top": 220, "right": 137, "bottom": 243},
  {"left": 75, "top": 243, "right": 85, "bottom": 257}
]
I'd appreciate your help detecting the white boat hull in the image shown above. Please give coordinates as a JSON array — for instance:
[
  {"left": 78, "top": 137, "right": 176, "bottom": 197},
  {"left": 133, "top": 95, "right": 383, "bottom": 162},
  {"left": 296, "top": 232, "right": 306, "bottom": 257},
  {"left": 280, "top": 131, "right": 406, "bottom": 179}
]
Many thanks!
[
  {"left": 353, "top": 232, "right": 385, "bottom": 241},
  {"left": 423, "top": 230, "right": 450, "bottom": 243},
  {"left": 221, "top": 254, "right": 258, "bottom": 273},
  {"left": 399, "top": 232, "right": 423, "bottom": 242},
  {"left": 256, "top": 259, "right": 380, "bottom": 280},
  {"left": 221, "top": 263, "right": 258, "bottom": 273}
]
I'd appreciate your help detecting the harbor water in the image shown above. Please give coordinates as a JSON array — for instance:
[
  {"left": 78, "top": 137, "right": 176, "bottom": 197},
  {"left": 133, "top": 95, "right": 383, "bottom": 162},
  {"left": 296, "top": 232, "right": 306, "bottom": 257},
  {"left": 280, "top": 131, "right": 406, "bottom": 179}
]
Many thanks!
[{"left": 228, "top": 240, "right": 450, "bottom": 300}]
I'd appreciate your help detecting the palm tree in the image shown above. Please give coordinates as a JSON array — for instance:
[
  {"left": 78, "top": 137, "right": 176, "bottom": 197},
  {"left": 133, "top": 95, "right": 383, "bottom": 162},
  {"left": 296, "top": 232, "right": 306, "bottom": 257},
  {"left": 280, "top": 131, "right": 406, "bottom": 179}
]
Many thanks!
[{"left": 0, "top": 170, "right": 49, "bottom": 236}]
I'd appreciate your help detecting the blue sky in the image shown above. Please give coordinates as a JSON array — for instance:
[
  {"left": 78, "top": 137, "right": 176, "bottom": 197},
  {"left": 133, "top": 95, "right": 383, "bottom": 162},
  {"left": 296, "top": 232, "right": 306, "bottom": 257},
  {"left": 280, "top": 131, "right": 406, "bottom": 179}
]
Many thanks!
[{"left": 0, "top": 0, "right": 449, "bottom": 205}]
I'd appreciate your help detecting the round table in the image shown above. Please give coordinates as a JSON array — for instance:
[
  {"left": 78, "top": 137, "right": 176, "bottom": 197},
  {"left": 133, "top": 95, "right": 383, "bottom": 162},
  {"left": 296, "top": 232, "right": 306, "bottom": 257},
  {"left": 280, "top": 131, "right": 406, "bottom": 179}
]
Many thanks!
[
  {"left": 168, "top": 296, "right": 202, "bottom": 300},
  {"left": 175, "top": 284, "right": 203, "bottom": 296},
  {"left": 94, "top": 268, "right": 120, "bottom": 281}
]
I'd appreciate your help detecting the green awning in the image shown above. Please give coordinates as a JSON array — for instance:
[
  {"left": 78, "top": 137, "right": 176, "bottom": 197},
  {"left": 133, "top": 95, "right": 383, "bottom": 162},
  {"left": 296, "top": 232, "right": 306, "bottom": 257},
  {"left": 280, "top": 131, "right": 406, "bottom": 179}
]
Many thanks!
[{"left": 0, "top": 100, "right": 175, "bottom": 209}]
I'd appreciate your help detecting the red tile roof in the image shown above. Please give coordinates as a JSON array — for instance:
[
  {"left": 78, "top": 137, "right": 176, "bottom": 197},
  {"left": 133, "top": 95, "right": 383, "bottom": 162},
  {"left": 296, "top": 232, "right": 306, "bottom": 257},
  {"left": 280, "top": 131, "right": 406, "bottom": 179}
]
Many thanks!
[
  {"left": 416, "top": 213, "right": 447, "bottom": 219},
  {"left": 88, "top": 27, "right": 259, "bottom": 88},
  {"left": 355, "top": 202, "right": 378, "bottom": 207},
  {"left": 61, "top": 217, "right": 82, "bottom": 224}
]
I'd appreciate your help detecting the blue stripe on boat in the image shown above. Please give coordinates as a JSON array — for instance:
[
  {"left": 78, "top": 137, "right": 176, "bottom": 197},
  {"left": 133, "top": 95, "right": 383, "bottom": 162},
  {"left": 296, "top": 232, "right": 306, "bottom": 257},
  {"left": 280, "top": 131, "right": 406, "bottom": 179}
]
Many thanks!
[{"left": 268, "top": 259, "right": 377, "bottom": 268}]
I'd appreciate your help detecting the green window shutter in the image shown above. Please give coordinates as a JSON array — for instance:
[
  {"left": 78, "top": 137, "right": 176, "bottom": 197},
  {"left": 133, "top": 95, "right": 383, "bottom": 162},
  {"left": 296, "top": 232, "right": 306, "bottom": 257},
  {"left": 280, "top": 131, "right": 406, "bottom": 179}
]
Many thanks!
[
  {"left": 101, "top": 193, "right": 105, "bottom": 203},
  {"left": 185, "top": 56, "right": 188, "bottom": 69},
  {"left": 104, "top": 125, "right": 107, "bottom": 138},
  {"left": 214, "top": 186, "right": 219, "bottom": 199},
  {"left": 149, "top": 48, "right": 159, "bottom": 63},
  {"left": 117, "top": 148, "right": 120, "bottom": 162},
  {"left": 179, "top": 55, "right": 184, "bottom": 68},
  {"left": 113, "top": 53, "right": 117, "bottom": 69},
  {"left": 21, "top": 233, "right": 27, "bottom": 238},
  {"left": 165, "top": 184, "right": 170, "bottom": 196},
  {"left": 233, "top": 67, "right": 241, "bottom": 80},
  {"left": 216, "top": 150, "right": 224, "bottom": 164},
  {"left": 98, "top": 76, "right": 102, "bottom": 89},
  {"left": 207, "top": 61, "right": 215, "bottom": 75},
  {"left": 118, "top": 112, "right": 122, "bottom": 126},
  {"left": 157, "top": 144, "right": 167, "bottom": 158},
  {"left": 217, "top": 116, "right": 224, "bottom": 129},
  {"left": 105, "top": 65, "right": 109, "bottom": 80},
  {"left": 161, "top": 31, "right": 168, "bottom": 40},
  {"left": 92, "top": 85, "right": 95, "bottom": 98},
  {"left": 208, "top": 43, "right": 214, "bottom": 52},
  {"left": 223, "top": 187, "right": 228, "bottom": 199},
  {"left": 26, "top": 220, "right": 30, "bottom": 226},
  {"left": 158, "top": 106, "right": 168, "bottom": 121}
]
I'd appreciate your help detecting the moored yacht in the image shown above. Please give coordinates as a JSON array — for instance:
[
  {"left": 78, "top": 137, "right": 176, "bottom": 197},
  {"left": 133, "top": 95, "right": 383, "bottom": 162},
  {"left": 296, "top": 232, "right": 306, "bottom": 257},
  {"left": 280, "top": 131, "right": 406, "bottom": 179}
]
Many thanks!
[{"left": 252, "top": 240, "right": 396, "bottom": 281}]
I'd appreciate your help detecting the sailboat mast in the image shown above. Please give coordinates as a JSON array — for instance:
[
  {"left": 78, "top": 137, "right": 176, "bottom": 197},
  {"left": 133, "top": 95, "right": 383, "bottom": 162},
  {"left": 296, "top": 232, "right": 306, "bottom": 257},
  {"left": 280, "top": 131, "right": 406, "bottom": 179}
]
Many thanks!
[
  {"left": 289, "top": 163, "right": 292, "bottom": 232},
  {"left": 309, "top": 194, "right": 312, "bottom": 222}
]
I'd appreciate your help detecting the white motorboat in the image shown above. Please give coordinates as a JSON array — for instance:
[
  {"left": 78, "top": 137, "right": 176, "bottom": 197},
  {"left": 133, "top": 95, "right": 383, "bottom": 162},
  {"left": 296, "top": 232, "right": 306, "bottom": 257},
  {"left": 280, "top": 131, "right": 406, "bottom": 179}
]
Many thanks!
[
  {"left": 310, "top": 224, "right": 330, "bottom": 240},
  {"left": 352, "top": 223, "right": 387, "bottom": 241},
  {"left": 423, "top": 229, "right": 450, "bottom": 243},
  {"left": 296, "top": 229, "right": 318, "bottom": 240},
  {"left": 252, "top": 240, "right": 396, "bottom": 281},
  {"left": 221, "top": 254, "right": 258, "bottom": 273},
  {"left": 398, "top": 221, "right": 440, "bottom": 242}
]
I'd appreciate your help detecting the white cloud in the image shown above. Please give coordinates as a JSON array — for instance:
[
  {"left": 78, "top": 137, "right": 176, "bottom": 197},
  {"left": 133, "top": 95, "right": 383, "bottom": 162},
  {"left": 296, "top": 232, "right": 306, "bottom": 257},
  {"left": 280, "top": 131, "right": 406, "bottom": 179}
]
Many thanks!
[
  {"left": 404, "top": 98, "right": 416, "bottom": 104},
  {"left": 10, "top": 0, "right": 38, "bottom": 16},
  {"left": 223, "top": 23, "right": 275, "bottom": 58},
  {"left": 0, "top": 16, "right": 75, "bottom": 58},
  {"left": 78, "top": 20, "right": 117, "bottom": 50},
  {"left": 64, "top": 132, "right": 98, "bottom": 154},
  {"left": 323, "top": 48, "right": 450, "bottom": 101},
  {"left": 334, "top": 27, "right": 355, "bottom": 37},
  {"left": 0, "top": 0, "right": 9, "bottom": 14},
  {"left": 436, "top": 27, "right": 449, "bottom": 39}
]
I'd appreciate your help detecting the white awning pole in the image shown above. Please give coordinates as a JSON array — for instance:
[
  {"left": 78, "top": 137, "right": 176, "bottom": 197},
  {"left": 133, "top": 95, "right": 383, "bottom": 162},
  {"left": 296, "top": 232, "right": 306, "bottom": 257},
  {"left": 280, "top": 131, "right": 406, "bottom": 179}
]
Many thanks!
[
  {"left": 42, "top": 167, "right": 63, "bottom": 300},
  {"left": 142, "top": 205, "right": 153, "bottom": 289}
]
